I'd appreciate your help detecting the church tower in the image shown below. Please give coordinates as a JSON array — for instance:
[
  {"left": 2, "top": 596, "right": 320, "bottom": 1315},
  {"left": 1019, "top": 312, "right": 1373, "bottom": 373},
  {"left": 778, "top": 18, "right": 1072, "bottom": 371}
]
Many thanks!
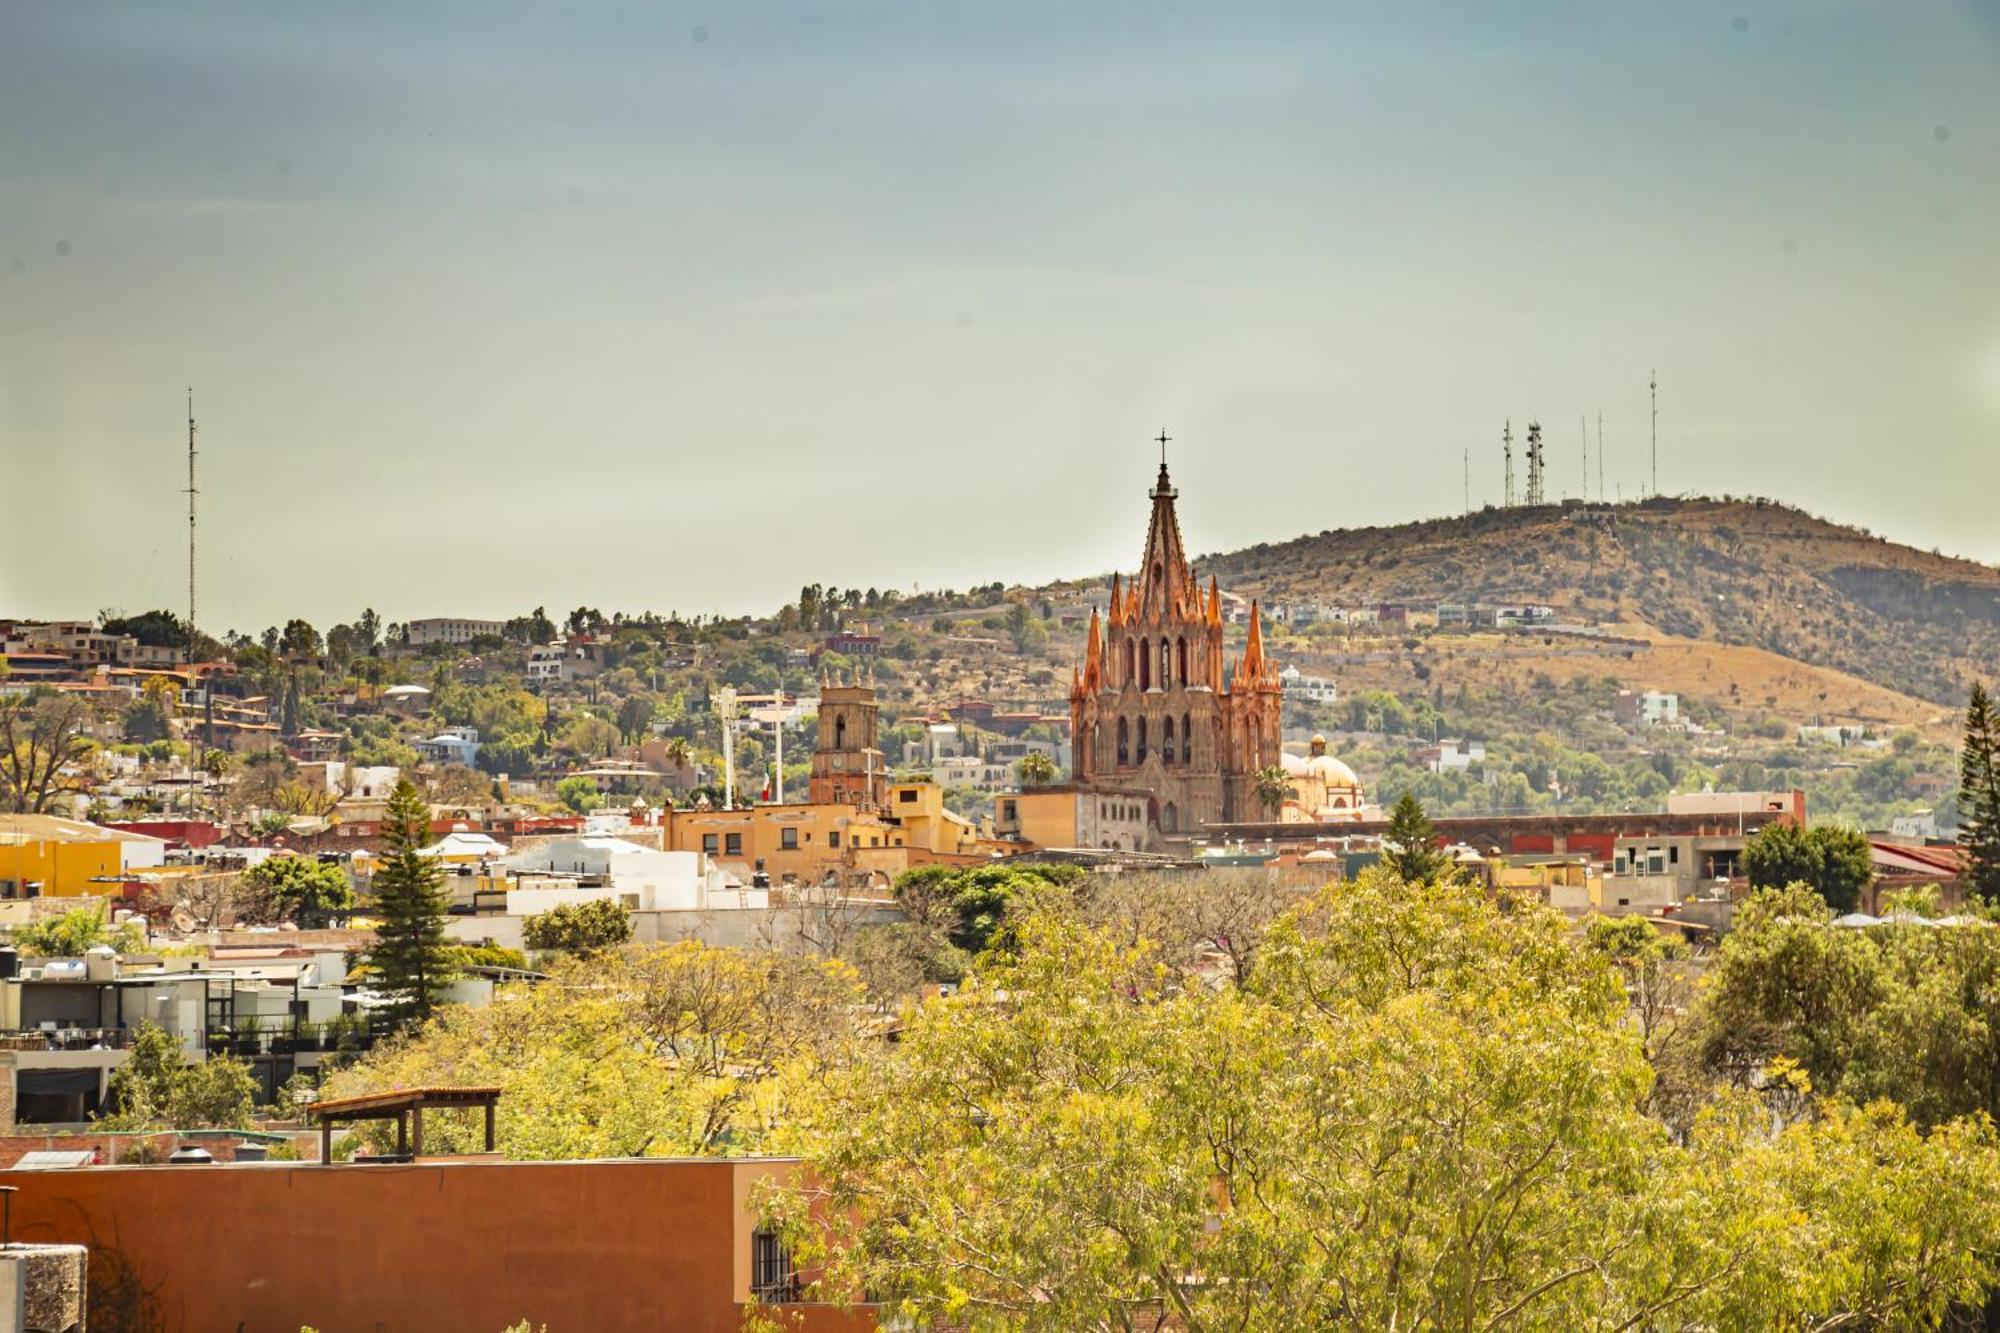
[
  {"left": 808, "top": 675, "right": 887, "bottom": 810},
  {"left": 1070, "top": 456, "right": 1281, "bottom": 835}
]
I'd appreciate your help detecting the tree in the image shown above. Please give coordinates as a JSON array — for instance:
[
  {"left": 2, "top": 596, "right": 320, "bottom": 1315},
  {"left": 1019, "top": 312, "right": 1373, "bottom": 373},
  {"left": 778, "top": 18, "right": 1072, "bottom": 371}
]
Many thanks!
[
  {"left": 522, "top": 899, "right": 633, "bottom": 954},
  {"left": 555, "top": 775, "right": 603, "bottom": 814},
  {"left": 0, "top": 692, "right": 94, "bottom": 813},
  {"left": 1252, "top": 763, "right": 1292, "bottom": 820},
  {"left": 1383, "top": 790, "right": 1450, "bottom": 882},
  {"left": 12, "top": 903, "right": 144, "bottom": 957},
  {"left": 100, "top": 1021, "right": 256, "bottom": 1130},
  {"left": 1742, "top": 820, "right": 1875, "bottom": 913},
  {"left": 1959, "top": 681, "right": 2000, "bottom": 902},
  {"left": 767, "top": 871, "right": 2000, "bottom": 1330},
  {"left": 278, "top": 619, "right": 322, "bottom": 660},
  {"left": 322, "top": 944, "right": 863, "bottom": 1159},
  {"left": 367, "top": 779, "right": 455, "bottom": 1029},
  {"left": 356, "top": 607, "right": 382, "bottom": 653},
  {"left": 1014, "top": 751, "right": 1057, "bottom": 787},
  {"left": 242, "top": 855, "right": 356, "bottom": 926},
  {"left": 615, "top": 694, "right": 657, "bottom": 745}
]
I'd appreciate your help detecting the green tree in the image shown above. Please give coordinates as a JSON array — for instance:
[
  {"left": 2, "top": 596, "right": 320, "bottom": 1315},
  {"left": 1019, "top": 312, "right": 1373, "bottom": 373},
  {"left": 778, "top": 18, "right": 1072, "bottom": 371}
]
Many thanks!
[
  {"left": 12, "top": 903, "right": 144, "bottom": 958},
  {"left": 1252, "top": 764, "right": 1292, "bottom": 820},
  {"left": 770, "top": 871, "right": 2000, "bottom": 1330},
  {"left": 522, "top": 899, "right": 633, "bottom": 954},
  {"left": 100, "top": 1021, "right": 256, "bottom": 1129},
  {"left": 616, "top": 694, "right": 657, "bottom": 744},
  {"left": 243, "top": 855, "right": 356, "bottom": 925},
  {"left": 367, "top": 778, "right": 455, "bottom": 1029},
  {"left": 1383, "top": 790, "right": 1450, "bottom": 882},
  {"left": 1014, "top": 751, "right": 1057, "bottom": 787},
  {"left": 1742, "top": 820, "right": 1875, "bottom": 913},
  {"left": 1959, "top": 681, "right": 2000, "bottom": 902},
  {"left": 555, "top": 775, "right": 603, "bottom": 814}
]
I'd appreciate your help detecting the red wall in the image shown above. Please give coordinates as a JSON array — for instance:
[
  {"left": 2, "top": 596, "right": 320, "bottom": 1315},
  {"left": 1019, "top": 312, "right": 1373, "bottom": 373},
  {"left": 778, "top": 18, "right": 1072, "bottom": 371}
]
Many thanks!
[{"left": 0, "top": 1158, "right": 870, "bottom": 1333}]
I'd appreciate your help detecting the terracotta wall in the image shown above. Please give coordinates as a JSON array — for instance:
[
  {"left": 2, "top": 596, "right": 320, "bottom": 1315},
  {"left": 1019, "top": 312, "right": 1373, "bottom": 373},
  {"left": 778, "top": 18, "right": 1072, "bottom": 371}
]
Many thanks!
[{"left": 0, "top": 1157, "right": 872, "bottom": 1333}]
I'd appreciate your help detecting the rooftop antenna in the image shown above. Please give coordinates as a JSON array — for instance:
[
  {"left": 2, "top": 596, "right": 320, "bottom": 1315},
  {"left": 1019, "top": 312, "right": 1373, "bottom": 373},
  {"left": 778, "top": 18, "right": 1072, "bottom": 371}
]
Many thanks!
[
  {"left": 1649, "top": 369, "right": 1658, "bottom": 496},
  {"left": 1502, "top": 421, "right": 1515, "bottom": 507}
]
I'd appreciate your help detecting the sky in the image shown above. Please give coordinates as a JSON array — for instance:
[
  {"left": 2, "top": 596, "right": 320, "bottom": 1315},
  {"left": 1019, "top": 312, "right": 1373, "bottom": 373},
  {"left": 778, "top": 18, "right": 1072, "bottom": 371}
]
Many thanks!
[{"left": 3, "top": 1, "right": 1996, "bottom": 635}]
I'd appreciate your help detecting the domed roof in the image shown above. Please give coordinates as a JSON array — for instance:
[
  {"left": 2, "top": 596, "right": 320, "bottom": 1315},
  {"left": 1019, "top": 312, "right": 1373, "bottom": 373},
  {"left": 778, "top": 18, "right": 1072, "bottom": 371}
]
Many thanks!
[
  {"left": 1279, "top": 751, "right": 1311, "bottom": 777},
  {"left": 1305, "top": 753, "right": 1361, "bottom": 789}
]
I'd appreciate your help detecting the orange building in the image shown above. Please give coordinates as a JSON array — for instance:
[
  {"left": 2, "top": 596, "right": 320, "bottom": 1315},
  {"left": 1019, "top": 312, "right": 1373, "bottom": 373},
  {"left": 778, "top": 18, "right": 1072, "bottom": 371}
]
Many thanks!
[
  {"left": 1, "top": 1156, "right": 872, "bottom": 1333},
  {"left": 1069, "top": 460, "right": 1283, "bottom": 839}
]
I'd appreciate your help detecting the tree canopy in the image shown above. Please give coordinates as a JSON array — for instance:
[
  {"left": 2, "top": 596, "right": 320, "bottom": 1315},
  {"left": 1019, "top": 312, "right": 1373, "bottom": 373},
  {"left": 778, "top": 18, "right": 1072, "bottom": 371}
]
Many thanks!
[
  {"left": 1741, "top": 819, "right": 1874, "bottom": 912},
  {"left": 367, "top": 779, "right": 454, "bottom": 1029}
]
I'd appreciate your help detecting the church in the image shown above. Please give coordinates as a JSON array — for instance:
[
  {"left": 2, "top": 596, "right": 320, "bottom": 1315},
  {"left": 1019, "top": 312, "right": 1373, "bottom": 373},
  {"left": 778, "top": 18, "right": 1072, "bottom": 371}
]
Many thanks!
[{"left": 1068, "top": 459, "right": 1285, "bottom": 836}]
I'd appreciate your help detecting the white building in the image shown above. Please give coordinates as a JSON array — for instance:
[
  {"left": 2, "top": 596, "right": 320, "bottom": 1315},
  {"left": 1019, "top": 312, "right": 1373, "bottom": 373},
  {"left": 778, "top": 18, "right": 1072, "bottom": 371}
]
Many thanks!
[
  {"left": 502, "top": 838, "right": 762, "bottom": 914},
  {"left": 405, "top": 618, "right": 505, "bottom": 647},
  {"left": 413, "top": 726, "right": 481, "bottom": 767},
  {"left": 1279, "top": 665, "right": 1338, "bottom": 706}
]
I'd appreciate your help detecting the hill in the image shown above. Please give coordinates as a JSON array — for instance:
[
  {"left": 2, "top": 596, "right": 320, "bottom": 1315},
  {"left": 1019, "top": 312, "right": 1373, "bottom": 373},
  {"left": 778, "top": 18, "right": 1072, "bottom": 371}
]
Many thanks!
[{"left": 1191, "top": 496, "right": 2000, "bottom": 709}]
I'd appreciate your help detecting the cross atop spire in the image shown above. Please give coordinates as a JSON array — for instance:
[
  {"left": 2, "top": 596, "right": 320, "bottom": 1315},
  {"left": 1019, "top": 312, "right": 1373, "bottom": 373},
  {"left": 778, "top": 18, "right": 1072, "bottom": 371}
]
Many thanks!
[{"left": 1156, "top": 427, "right": 1171, "bottom": 467}]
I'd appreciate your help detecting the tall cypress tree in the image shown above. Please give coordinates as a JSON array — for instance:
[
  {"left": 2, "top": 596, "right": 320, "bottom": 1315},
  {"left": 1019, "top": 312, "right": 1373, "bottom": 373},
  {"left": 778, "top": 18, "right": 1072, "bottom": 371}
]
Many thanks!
[
  {"left": 1960, "top": 682, "right": 2000, "bottom": 903},
  {"left": 369, "top": 778, "right": 454, "bottom": 1030},
  {"left": 1384, "top": 792, "right": 1451, "bottom": 884}
]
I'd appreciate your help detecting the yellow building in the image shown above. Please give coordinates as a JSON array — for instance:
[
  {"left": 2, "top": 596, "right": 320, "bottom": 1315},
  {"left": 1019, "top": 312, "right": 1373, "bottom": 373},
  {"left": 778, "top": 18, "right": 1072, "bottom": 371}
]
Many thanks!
[
  {"left": 663, "top": 782, "right": 1011, "bottom": 888},
  {"left": 0, "top": 815, "right": 168, "bottom": 898},
  {"left": 993, "top": 784, "right": 1155, "bottom": 853}
]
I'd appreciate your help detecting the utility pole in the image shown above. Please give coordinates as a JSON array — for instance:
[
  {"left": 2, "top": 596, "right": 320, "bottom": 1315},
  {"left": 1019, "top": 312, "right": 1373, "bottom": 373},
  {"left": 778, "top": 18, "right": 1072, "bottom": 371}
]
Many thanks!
[
  {"left": 713, "top": 686, "right": 738, "bottom": 808},
  {"left": 1502, "top": 421, "right": 1514, "bottom": 507},
  {"left": 1650, "top": 369, "right": 1658, "bottom": 496}
]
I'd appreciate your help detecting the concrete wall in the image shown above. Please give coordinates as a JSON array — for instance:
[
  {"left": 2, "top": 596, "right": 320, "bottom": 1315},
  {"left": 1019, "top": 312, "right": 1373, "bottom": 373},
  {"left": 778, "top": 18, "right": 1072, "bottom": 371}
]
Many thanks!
[{"left": 0, "top": 1157, "right": 873, "bottom": 1333}]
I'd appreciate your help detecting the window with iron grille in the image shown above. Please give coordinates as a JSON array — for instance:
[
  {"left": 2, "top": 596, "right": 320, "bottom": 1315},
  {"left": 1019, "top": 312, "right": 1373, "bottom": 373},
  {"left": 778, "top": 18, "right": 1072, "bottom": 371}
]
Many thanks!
[{"left": 751, "top": 1228, "right": 797, "bottom": 1304}]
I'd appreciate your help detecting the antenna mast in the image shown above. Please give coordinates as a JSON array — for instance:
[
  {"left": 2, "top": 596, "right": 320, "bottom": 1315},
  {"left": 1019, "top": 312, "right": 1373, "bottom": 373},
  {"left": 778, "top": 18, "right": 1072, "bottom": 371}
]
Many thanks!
[
  {"left": 186, "top": 389, "right": 198, "bottom": 668},
  {"left": 1462, "top": 447, "right": 1469, "bottom": 515},
  {"left": 1596, "top": 411, "right": 1604, "bottom": 501},
  {"left": 1580, "top": 414, "right": 1588, "bottom": 500},
  {"left": 1525, "top": 421, "right": 1545, "bottom": 506},
  {"left": 1502, "top": 421, "right": 1514, "bottom": 507},
  {"left": 1649, "top": 369, "right": 1658, "bottom": 496}
]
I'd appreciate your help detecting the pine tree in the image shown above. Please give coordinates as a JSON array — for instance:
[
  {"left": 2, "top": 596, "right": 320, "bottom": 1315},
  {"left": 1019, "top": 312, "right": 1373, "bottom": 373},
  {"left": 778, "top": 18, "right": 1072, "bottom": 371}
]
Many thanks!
[
  {"left": 369, "top": 778, "right": 455, "bottom": 1030},
  {"left": 1960, "top": 682, "right": 2000, "bottom": 903},
  {"left": 1384, "top": 792, "right": 1451, "bottom": 883}
]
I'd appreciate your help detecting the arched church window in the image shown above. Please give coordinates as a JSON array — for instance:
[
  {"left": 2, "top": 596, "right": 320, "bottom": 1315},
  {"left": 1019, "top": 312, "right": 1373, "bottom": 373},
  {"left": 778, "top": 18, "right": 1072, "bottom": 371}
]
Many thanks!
[
  {"left": 835, "top": 716, "right": 846, "bottom": 750},
  {"left": 1162, "top": 716, "right": 1175, "bottom": 765},
  {"left": 1177, "top": 637, "right": 1188, "bottom": 684},
  {"left": 1124, "top": 639, "right": 1135, "bottom": 686},
  {"left": 1159, "top": 637, "right": 1171, "bottom": 687},
  {"left": 1161, "top": 802, "right": 1178, "bottom": 833},
  {"left": 1140, "top": 641, "right": 1151, "bottom": 691},
  {"left": 1117, "top": 717, "right": 1129, "bottom": 766},
  {"left": 1137, "top": 717, "right": 1149, "bottom": 763},
  {"left": 1181, "top": 712, "right": 1192, "bottom": 763}
]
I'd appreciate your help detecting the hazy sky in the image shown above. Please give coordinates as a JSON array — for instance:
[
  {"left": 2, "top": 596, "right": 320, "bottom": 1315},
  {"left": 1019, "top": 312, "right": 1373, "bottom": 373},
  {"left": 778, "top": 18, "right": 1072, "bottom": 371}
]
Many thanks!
[{"left": 4, "top": 1, "right": 1996, "bottom": 634}]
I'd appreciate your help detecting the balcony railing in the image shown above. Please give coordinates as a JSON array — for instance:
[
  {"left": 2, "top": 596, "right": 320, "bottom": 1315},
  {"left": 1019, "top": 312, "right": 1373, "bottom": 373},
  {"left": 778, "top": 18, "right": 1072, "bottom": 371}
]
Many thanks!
[{"left": 0, "top": 1028, "right": 133, "bottom": 1051}]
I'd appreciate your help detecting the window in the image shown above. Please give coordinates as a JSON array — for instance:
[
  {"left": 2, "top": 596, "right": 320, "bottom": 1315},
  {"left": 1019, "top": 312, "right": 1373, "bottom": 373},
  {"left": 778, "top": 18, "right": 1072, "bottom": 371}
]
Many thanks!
[
  {"left": 752, "top": 1229, "right": 798, "bottom": 1304},
  {"left": 702, "top": 834, "right": 718, "bottom": 854},
  {"left": 899, "top": 789, "right": 918, "bottom": 803},
  {"left": 725, "top": 833, "right": 743, "bottom": 857},
  {"left": 1140, "top": 639, "right": 1151, "bottom": 690},
  {"left": 1117, "top": 717, "right": 1129, "bottom": 765},
  {"left": 1181, "top": 711, "right": 1192, "bottom": 763},
  {"left": 1001, "top": 800, "right": 1016, "bottom": 820},
  {"left": 1162, "top": 716, "right": 1175, "bottom": 765},
  {"left": 781, "top": 827, "right": 799, "bottom": 850},
  {"left": 1124, "top": 639, "right": 1135, "bottom": 685},
  {"left": 1177, "top": 636, "right": 1188, "bottom": 684},
  {"left": 828, "top": 831, "right": 840, "bottom": 848},
  {"left": 835, "top": 716, "right": 846, "bottom": 749},
  {"left": 1137, "top": 717, "right": 1148, "bottom": 763},
  {"left": 1159, "top": 637, "right": 1171, "bottom": 686}
]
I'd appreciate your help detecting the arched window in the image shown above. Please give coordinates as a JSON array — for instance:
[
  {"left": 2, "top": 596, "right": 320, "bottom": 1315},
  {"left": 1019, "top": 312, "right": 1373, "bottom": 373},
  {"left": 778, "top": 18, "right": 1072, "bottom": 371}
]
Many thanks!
[
  {"left": 1139, "top": 640, "right": 1151, "bottom": 690},
  {"left": 1124, "top": 639, "right": 1135, "bottom": 686},
  {"left": 1177, "top": 637, "right": 1188, "bottom": 684},
  {"left": 1162, "top": 716, "right": 1175, "bottom": 765},
  {"left": 1116, "top": 717, "right": 1129, "bottom": 766},
  {"left": 1161, "top": 801, "right": 1178, "bottom": 833},
  {"left": 834, "top": 716, "right": 846, "bottom": 750},
  {"left": 1137, "top": 717, "right": 1149, "bottom": 763},
  {"left": 1159, "top": 637, "right": 1172, "bottom": 686},
  {"left": 1181, "top": 711, "right": 1192, "bottom": 764}
]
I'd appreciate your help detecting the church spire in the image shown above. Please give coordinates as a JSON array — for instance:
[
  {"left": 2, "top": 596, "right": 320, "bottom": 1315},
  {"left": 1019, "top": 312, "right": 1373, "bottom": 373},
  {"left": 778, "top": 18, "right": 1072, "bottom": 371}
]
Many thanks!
[
  {"left": 1241, "top": 599, "right": 1269, "bottom": 684},
  {"left": 1136, "top": 450, "right": 1194, "bottom": 621},
  {"left": 1108, "top": 573, "right": 1123, "bottom": 624},
  {"left": 1082, "top": 606, "right": 1103, "bottom": 692}
]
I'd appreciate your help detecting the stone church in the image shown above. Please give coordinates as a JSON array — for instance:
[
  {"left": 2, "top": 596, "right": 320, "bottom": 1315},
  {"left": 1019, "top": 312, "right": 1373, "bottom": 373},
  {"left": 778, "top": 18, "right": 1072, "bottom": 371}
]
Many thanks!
[{"left": 1069, "top": 460, "right": 1283, "bottom": 835}]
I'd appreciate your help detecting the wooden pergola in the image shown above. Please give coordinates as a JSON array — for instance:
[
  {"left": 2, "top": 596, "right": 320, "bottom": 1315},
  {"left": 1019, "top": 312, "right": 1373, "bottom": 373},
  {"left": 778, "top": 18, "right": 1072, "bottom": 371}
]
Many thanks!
[{"left": 309, "top": 1086, "right": 502, "bottom": 1164}]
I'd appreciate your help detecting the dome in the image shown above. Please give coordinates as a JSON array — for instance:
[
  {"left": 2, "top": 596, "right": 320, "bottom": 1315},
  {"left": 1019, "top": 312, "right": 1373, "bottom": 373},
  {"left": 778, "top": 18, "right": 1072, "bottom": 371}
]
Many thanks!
[
  {"left": 1305, "top": 753, "right": 1361, "bottom": 789},
  {"left": 1279, "top": 752, "right": 1311, "bottom": 777}
]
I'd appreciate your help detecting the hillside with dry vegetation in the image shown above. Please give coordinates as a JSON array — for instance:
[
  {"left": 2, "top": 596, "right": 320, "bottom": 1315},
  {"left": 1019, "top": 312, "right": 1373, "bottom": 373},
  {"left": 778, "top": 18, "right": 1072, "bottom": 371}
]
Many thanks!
[{"left": 1192, "top": 496, "right": 2000, "bottom": 708}]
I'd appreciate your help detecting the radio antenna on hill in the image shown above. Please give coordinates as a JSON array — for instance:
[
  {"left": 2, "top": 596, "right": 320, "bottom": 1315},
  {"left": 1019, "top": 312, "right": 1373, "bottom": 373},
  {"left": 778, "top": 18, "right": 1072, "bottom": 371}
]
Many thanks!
[
  {"left": 1596, "top": 411, "right": 1604, "bottom": 501},
  {"left": 1525, "top": 421, "right": 1545, "bottom": 506},
  {"left": 1650, "top": 369, "right": 1659, "bottom": 496},
  {"left": 1462, "top": 447, "right": 1469, "bottom": 515},
  {"left": 1502, "top": 421, "right": 1514, "bottom": 507}
]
